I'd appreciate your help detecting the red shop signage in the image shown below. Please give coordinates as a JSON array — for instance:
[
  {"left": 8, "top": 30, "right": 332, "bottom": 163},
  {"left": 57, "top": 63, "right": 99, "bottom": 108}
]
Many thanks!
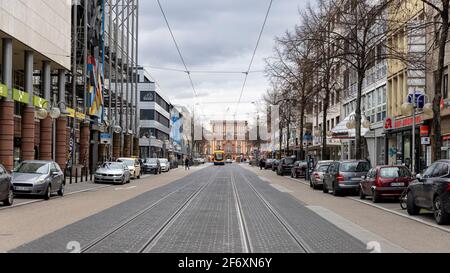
[
  {"left": 420, "top": 125, "right": 429, "bottom": 136},
  {"left": 443, "top": 135, "right": 450, "bottom": 141},
  {"left": 393, "top": 116, "right": 422, "bottom": 129}
]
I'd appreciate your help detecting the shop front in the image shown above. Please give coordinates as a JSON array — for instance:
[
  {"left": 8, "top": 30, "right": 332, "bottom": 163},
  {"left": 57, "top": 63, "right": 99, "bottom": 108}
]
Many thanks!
[{"left": 384, "top": 115, "right": 426, "bottom": 173}]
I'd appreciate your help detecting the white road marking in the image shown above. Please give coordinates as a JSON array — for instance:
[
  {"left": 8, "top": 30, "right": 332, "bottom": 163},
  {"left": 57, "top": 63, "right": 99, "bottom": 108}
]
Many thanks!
[
  {"left": 258, "top": 176, "right": 271, "bottom": 183},
  {"left": 270, "top": 184, "right": 293, "bottom": 193},
  {"left": 307, "top": 205, "right": 409, "bottom": 253},
  {"left": 114, "top": 186, "right": 137, "bottom": 191}
]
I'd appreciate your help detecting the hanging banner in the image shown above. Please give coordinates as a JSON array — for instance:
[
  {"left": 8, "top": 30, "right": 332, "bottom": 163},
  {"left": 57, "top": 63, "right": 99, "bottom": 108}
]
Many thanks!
[{"left": 0, "top": 83, "right": 8, "bottom": 98}]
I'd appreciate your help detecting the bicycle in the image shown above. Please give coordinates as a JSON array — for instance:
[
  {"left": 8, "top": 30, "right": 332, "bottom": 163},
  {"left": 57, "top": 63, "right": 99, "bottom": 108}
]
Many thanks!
[{"left": 399, "top": 189, "right": 408, "bottom": 210}]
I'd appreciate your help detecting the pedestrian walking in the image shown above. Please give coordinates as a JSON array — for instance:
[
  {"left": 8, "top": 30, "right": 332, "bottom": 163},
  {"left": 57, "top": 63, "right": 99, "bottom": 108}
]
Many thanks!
[{"left": 185, "top": 157, "right": 190, "bottom": 170}]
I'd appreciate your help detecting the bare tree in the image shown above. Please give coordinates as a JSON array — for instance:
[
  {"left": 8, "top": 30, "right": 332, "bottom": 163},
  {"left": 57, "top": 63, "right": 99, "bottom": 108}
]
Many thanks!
[
  {"left": 302, "top": 0, "right": 409, "bottom": 159},
  {"left": 265, "top": 29, "right": 317, "bottom": 159},
  {"left": 421, "top": 0, "right": 449, "bottom": 160}
]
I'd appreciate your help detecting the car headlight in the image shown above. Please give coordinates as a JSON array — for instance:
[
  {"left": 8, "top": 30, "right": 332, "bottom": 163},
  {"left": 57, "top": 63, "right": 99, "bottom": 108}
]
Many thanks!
[{"left": 35, "top": 178, "right": 47, "bottom": 184}]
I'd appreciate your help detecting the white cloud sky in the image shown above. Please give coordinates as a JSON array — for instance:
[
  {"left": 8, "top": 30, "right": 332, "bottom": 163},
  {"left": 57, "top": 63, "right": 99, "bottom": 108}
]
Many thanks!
[{"left": 138, "top": 0, "right": 308, "bottom": 120}]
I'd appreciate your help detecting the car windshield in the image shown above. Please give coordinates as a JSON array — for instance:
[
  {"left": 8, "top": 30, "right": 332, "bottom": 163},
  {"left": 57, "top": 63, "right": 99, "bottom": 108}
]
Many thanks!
[
  {"left": 118, "top": 159, "right": 134, "bottom": 166},
  {"left": 380, "top": 167, "right": 411, "bottom": 178},
  {"left": 317, "top": 164, "right": 330, "bottom": 172},
  {"left": 102, "top": 162, "right": 123, "bottom": 170},
  {"left": 146, "top": 159, "right": 158, "bottom": 164},
  {"left": 160, "top": 159, "right": 168, "bottom": 163},
  {"left": 285, "top": 158, "right": 295, "bottom": 164},
  {"left": 340, "top": 162, "right": 370, "bottom": 172},
  {"left": 15, "top": 162, "right": 49, "bottom": 174}
]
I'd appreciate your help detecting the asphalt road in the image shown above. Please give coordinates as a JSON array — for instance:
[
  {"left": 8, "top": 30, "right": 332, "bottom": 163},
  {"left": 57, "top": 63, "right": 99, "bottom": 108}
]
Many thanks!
[{"left": 10, "top": 165, "right": 368, "bottom": 253}]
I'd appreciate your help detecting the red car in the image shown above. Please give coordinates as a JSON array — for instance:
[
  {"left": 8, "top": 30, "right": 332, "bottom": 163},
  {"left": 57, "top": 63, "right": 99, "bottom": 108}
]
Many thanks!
[{"left": 359, "top": 166, "right": 413, "bottom": 203}]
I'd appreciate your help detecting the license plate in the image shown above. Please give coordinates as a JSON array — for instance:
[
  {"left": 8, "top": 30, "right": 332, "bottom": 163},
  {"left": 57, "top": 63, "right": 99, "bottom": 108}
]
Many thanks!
[
  {"left": 351, "top": 177, "right": 362, "bottom": 181},
  {"left": 391, "top": 182, "right": 405, "bottom": 187},
  {"left": 15, "top": 186, "right": 30, "bottom": 191}
]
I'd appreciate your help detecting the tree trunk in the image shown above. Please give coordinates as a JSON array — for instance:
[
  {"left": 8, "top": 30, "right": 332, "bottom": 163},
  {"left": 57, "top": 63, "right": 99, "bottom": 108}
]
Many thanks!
[
  {"left": 432, "top": 6, "right": 449, "bottom": 161},
  {"left": 355, "top": 70, "right": 365, "bottom": 160},
  {"left": 299, "top": 102, "right": 305, "bottom": 160},
  {"left": 322, "top": 90, "right": 330, "bottom": 160}
]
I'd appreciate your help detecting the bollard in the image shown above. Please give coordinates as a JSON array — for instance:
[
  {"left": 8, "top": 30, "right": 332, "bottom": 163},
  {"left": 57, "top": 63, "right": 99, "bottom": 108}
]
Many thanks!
[
  {"left": 69, "top": 168, "right": 72, "bottom": 185},
  {"left": 85, "top": 166, "right": 88, "bottom": 182},
  {"left": 80, "top": 168, "right": 84, "bottom": 183},
  {"left": 90, "top": 169, "right": 93, "bottom": 182},
  {"left": 75, "top": 168, "right": 78, "bottom": 184}
]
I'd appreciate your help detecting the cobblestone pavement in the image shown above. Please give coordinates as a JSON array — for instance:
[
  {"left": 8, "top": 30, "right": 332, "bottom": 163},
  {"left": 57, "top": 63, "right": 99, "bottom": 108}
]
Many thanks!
[{"left": 11, "top": 164, "right": 368, "bottom": 253}]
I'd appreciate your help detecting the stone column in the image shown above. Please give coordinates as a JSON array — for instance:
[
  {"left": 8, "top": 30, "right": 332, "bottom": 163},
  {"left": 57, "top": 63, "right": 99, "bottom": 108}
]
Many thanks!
[
  {"left": 133, "top": 136, "right": 140, "bottom": 158},
  {"left": 123, "top": 134, "right": 131, "bottom": 157},
  {"left": 79, "top": 122, "right": 90, "bottom": 170},
  {"left": 39, "top": 61, "right": 52, "bottom": 160},
  {"left": 0, "top": 38, "right": 14, "bottom": 170},
  {"left": 113, "top": 132, "right": 121, "bottom": 160},
  {"left": 56, "top": 70, "right": 67, "bottom": 170},
  {"left": 21, "top": 51, "right": 35, "bottom": 161}
]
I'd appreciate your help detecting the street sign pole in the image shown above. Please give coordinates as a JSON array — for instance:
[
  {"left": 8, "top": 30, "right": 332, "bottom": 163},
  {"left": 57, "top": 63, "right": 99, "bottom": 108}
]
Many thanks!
[{"left": 412, "top": 88, "right": 416, "bottom": 175}]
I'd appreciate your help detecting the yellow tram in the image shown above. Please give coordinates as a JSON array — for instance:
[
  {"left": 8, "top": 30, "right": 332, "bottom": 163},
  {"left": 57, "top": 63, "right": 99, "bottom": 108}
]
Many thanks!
[{"left": 213, "top": 150, "right": 225, "bottom": 165}]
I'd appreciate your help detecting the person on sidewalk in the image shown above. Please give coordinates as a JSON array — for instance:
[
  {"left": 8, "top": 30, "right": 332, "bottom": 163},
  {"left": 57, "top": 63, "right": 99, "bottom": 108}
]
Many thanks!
[{"left": 185, "top": 157, "right": 190, "bottom": 170}]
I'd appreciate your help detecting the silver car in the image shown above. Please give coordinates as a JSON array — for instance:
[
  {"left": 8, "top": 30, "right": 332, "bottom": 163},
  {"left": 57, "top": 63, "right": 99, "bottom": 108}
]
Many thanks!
[
  {"left": 95, "top": 162, "right": 131, "bottom": 185},
  {"left": 159, "top": 159, "right": 170, "bottom": 172},
  {"left": 310, "top": 160, "right": 334, "bottom": 190},
  {"left": 12, "top": 160, "right": 65, "bottom": 200}
]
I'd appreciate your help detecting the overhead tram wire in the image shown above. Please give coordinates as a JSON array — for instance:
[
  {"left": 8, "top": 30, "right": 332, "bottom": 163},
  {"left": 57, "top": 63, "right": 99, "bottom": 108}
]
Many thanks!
[
  {"left": 235, "top": 0, "right": 274, "bottom": 116},
  {"left": 156, "top": 0, "right": 198, "bottom": 98},
  {"left": 141, "top": 65, "right": 265, "bottom": 75}
]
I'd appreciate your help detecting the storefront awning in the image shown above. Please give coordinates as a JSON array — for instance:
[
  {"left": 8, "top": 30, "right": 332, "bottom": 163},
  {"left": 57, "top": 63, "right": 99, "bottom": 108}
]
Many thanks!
[{"left": 331, "top": 111, "right": 370, "bottom": 138}]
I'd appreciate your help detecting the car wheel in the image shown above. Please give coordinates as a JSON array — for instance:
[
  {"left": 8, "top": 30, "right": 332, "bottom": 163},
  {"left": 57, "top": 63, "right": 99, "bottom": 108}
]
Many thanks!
[
  {"left": 433, "top": 195, "right": 450, "bottom": 225},
  {"left": 372, "top": 190, "right": 380, "bottom": 203},
  {"left": 44, "top": 185, "right": 51, "bottom": 200},
  {"left": 406, "top": 191, "right": 420, "bottom": 216},
  {"left": 3, "top": 188, "right": 13, "bottom": 206},
  {"left": 58, "top": 183, "right": 65, "bottom": 197},
  {"left": 332, "top": 182, "right": 341, "bottom": 196},
  {"left": 322, "top": 182, "right": 329, "bottom": 193},
  {"left": 359, "top": 186, "right": 366, "bottom": 200}
]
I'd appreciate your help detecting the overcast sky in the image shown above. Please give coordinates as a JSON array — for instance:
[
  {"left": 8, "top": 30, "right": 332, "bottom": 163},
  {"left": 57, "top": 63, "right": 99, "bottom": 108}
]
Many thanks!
[{"left": 138, "top": 0, "right": 307, "bottom": 120}]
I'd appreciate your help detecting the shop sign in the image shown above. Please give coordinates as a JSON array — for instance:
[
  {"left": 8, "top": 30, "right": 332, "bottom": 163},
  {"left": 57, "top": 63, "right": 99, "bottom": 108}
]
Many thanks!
[
  {"left": 420, "top": 125, "right": 429, "bottom": 136},
  {"left": 384, "top": 117, "right": 393, "bottom": 129},
  {"left": 100, "top": 133, "right": 112, "bottom": 145},
  {"left": 393, "top": 116, "right": 422, "bottom": 129},
  {"left": 421, "top": 137, "right": 430, "bottom": 145},
  {"left": 0, "top": 83, "right": 8, "bottom": 98},
  {"left": 13, "top": 89, "right": 29, "bottom": 104},
  {"left": 33, "top": 96, "right": 47, "bottom": 109}
]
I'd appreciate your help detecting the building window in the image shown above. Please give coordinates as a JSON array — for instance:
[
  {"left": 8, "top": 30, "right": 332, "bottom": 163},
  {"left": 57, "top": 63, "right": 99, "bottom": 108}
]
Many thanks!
[
  {"left": 140, "top": 91, "right": 155, "bottom": 102},
  {"left": 140, "top": 109, "right": 154, "bottom": 120}
]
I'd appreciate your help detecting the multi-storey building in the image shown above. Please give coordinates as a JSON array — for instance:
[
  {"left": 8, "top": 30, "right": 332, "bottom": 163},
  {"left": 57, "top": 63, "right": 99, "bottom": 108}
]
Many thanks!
[
  {"left": 0, "top": 0, "right": 71, "bottom": 171},
  {"left": 136, "top": 67, "right": 171, "bottom": 159},
  {"left": 385, "top": 0, "right": 426, "bottom": 171}
]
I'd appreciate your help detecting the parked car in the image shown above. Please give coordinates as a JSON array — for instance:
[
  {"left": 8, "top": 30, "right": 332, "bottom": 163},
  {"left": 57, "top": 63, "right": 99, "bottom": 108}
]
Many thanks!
[
  {"left": 0, "top": 164, "right": 13, "bottom": 206},
  {"left": 143, "top": 158, "right": 161, "bottom": 175},
  {"left": 310, "top": 160, "right": 333, "bottom": 190},
  {"left": 225, "top": 159, "right": 233, "bottom": 164},
  {"left": 323, "top": 160, "right": 371, "bottom": 196},
  {"left": 406, "top": 160, "right": 450, "bottom": 225},
  {"left": 360, "top": 166, "right": 413, "bottom": 203},
  {"left": 291, "top": 161, "right": 308, "bottom": 178},
  {"left": 95, "top": 162, "right": 131, "bottom": 185},
  {"left": 12, "top": 160, "right": 65, "bottom": 200},
  {"left": 159, "top": 158, "right": 170, "bottom": 172},
  {"left": 117, "top": 158, "right": 141, "bottom": 179},
  {"left": 265, "top": 159, "right": 274, "bottom": 169},
  {"left": 271, "top": 160, "right": 280, "bottom": 172},
  {"left": 277, "top": 157, "right": 295, "bottom": 176}
]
